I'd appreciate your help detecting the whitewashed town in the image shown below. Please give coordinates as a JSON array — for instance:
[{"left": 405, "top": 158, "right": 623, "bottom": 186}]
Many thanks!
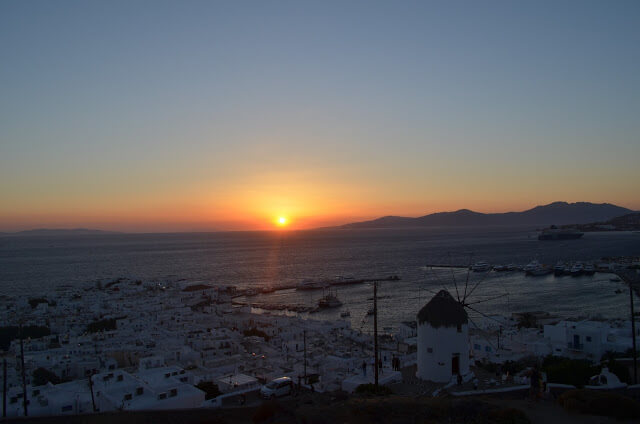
[{"left": 1, "top": 264, "right": 639, "bottom": 419}]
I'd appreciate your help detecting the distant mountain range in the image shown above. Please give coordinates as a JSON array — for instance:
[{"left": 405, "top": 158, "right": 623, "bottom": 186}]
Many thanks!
[
  {"left": 564, "top": 212, "right": 640, "bottom": 232},
  {"left": 333, "top": 202, "right": 634, "bottom": 229},
  {"left": 0, "top": 228, "right": 120, "bottom": 237}
]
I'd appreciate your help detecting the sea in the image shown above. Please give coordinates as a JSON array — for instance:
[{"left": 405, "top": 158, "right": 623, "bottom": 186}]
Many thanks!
[{"left": 1, "top": 226, "right": 639, "bottom": 331}]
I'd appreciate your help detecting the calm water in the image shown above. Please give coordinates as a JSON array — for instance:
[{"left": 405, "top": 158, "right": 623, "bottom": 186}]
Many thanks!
[{"left": 1, "top": 227, "right": 639, "bottom": 328}]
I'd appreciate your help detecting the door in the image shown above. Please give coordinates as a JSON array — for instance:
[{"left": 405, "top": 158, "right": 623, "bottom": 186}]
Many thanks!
[{"left": 452, "top": 354, "right": 460, "bottom": 375}]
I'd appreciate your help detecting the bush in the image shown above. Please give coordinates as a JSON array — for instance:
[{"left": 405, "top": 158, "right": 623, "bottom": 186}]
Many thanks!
[
  {"left": 86, "top": 318, "right": 117, "bottom": 333},
  {"left": 32, "top": 367, "right": 62, "bottom": 386},
  {"left": 0, "top": 326, "right": 51, "bottom": 351},
  {"left": 354, "top": 383, "right": 393, "bottom": 395},
  {"left": 558, "top": 389, "right": 640, "bottom": 420},
  {"left": 28, "top": 298, "right": 49, "bottom": 309},
  {"left": 195, "top": 381, "right": 221, "bottom": 400},
  {"left": 542, "top": 356, "right": 599, "bottom": 387}
]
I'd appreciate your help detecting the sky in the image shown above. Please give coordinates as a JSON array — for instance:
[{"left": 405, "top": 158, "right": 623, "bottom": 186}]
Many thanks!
[{"left": 1, "top": 1, "right": 639, "bottom": 232}]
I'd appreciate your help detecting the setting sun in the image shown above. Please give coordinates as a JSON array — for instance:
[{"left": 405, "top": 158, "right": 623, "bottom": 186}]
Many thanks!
[{"left": 276, "top": 216, "right": 288, "bottom": 227}]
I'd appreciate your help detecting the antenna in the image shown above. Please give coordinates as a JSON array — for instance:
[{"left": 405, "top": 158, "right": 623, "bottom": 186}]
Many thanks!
[{"left": 373, "top": 281, "right": 379, "bottom": 389}]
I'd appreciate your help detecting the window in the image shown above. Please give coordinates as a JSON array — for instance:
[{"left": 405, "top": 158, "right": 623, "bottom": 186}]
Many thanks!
[
  {"left": 457, "top": 324, "right": 462, "bottom": 333},
  {"left": 117, "top": 375, "right": 124, "bottom": 382},
  {"left": 474, "top": 344, "right": 481, "bottom": 350},
  {"left": 158, "top": 393, "right": 167, "bottom": 400},
  {"left": 427, "top": 347, "right": 433, "bottom": 353},
  {"left": 136, "top": 387, "right": 144, "bottom": 396},
  {"left": 169, "top": 388, "right": 178, "bottom": 397},
  {"left": 485, "top": 346, "right": 492, "bottom": 352},
  {"left": 124, "top": 394, "right": 132, "bottom": 401},
  {"left": 586, "top": 336, "right": 592, "bottom": 342},
  {"left": 61, "top": 405, "right": 73, "bottom": 412}
]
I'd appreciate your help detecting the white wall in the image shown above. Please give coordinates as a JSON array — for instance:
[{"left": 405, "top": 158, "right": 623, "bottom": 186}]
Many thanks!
[{"left": 416, "top": 323, "right": 469, "bottom": 383}]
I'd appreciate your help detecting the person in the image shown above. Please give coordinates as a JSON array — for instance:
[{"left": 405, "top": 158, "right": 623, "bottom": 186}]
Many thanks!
[
  {"left": 457, "top": 373, "right": 462, "bottom": 386},
  {"left": 529, "top": 366, "right": 540, "bottom": 402},
  {"left": 378, "top": 358, "right": 383, "bottom": 375},
  {"left": 362, "top": 360, "right": 367, "bottom": 377}
]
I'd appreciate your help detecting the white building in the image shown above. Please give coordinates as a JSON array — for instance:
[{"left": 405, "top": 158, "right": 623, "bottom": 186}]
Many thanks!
[
  {"left": 416, "top": 290, "right": 469, "bottom": 383},
  {"left": 544, "top": 320, "right": 635, "bottom": 360}
]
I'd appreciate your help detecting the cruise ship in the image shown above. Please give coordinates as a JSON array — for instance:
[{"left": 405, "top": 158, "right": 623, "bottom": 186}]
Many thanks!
[{"left": 538, "top": 226, "right": 584, "bottom": 240}]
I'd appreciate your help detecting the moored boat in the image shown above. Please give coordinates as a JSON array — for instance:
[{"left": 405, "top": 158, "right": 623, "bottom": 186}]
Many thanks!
[
  {"left": 472, "top": 261, "right": 491, "bottom": 272},
  {"left": 570, "top": 262, "right": 584, "bottom": 276},
  {"left": 538, "top": 226, "right": 584, "bottom": 240},
  {"left": 318, "top": 289, "right": 342, "bottom": 308},
  {"left": 584, "top": 263, "right": 595, "bottom": 275},
  {"left": 524, "top": 260, "right": 541, "bottom": 274}
]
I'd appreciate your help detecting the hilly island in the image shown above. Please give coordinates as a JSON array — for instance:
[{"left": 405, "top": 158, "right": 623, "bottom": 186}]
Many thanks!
[{"left": 333, "top": 202, "right": 635, "bottom": 229}]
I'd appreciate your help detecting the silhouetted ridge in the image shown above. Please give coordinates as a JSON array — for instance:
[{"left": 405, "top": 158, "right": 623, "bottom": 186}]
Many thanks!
[{"left": 335, "top": 202, "right": 632, "bottom": 229}]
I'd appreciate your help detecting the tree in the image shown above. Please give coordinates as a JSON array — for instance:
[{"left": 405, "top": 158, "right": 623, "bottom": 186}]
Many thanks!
[
  {"left": 32, "top": 367, "right": 62, "bottom": 386},
  {"left": 195, "top": 381, "right": 221, "bottom": 400}
]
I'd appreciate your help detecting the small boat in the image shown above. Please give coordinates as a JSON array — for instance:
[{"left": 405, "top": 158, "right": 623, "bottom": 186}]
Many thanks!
[
  {"left": 340, "top": 311, "right": 351, "bottom": 318},
  {"left": 524, "top": 260, "right": 541, "bottom": 274},
  {"left": 261, "top": 286, "right": 276, "bottom": 294},
  {"left": 245, "top": 288, "right": 259, "bottom": 296},
  {"left": 610, "top": 277, "right": 621, "bottom": 282},
  {"left": 570, "top": 262, "right": 584, "bottom": 276},
  {"left": 584, "top": 263, "right": 595, "bottom": 275},
  {"left": 554, "top": 262, "right": 565, "bottom": 275},
  {"left": 506, "top": 264, "right": 517, "bottom": 271},
  {"left": 493, "top": 264, "right": 507, "bottom": 272},
  {"left": 472, "top": 261, "right": 491, "bottom": 272},
  {"left": 318, "top": 289, "right": 342, "bottom": 308},
  {"left": 529, "top": 265, "right": 552, "bottom": 276}
]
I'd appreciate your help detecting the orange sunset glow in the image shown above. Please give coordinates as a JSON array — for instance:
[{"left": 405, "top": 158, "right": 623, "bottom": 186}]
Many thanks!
[{"left": 0, "top": 1, "right": 639, "bottom": 234}]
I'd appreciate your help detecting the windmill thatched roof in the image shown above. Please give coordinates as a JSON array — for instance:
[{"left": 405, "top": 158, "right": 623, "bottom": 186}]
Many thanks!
[{"left": 417, "top": 290, "right": 468, "bottom": 328}]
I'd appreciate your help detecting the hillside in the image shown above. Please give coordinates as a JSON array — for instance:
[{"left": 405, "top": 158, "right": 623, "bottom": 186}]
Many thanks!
[
  {"left": 563, "top": 212, "right": 640, "bottom": 232},
  {"left": 335, "top": 202, "right": 632, "bottom": 229},
  {"left": 0, "top": 228, "right": 119, "bottom": 237}
]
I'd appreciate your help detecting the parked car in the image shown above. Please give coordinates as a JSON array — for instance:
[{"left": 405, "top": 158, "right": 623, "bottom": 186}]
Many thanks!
[{"left": 260, "top": 377, "right": 293, "bottom": 399}]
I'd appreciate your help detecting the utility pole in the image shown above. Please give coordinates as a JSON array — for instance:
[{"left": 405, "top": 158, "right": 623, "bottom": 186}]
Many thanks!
[
  {"left": 373, "top": 281, "right": 379, "bottom": 390},
  {"left": 620, "top": 270, "right": 638, "bottom": 384},
  {"left": 629, "top": 275, "right": 638, "bottom": 384},
  {"left": 3, "top": 358, "right": 7, "bottom": 418},
  {"left": 19, "top": 325, "right": 28, "bottom": 417},
  {"left": 88, "top": 373, "right": 96, "bottom": 412},
  {"left": 303, "top": 330, "right": 307, "bottom": 384}
]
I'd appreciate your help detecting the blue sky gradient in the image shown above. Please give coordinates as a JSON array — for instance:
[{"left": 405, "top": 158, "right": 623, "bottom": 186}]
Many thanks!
[{"left": 1, "top": 1, "right": 639, "bottom": 230}]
